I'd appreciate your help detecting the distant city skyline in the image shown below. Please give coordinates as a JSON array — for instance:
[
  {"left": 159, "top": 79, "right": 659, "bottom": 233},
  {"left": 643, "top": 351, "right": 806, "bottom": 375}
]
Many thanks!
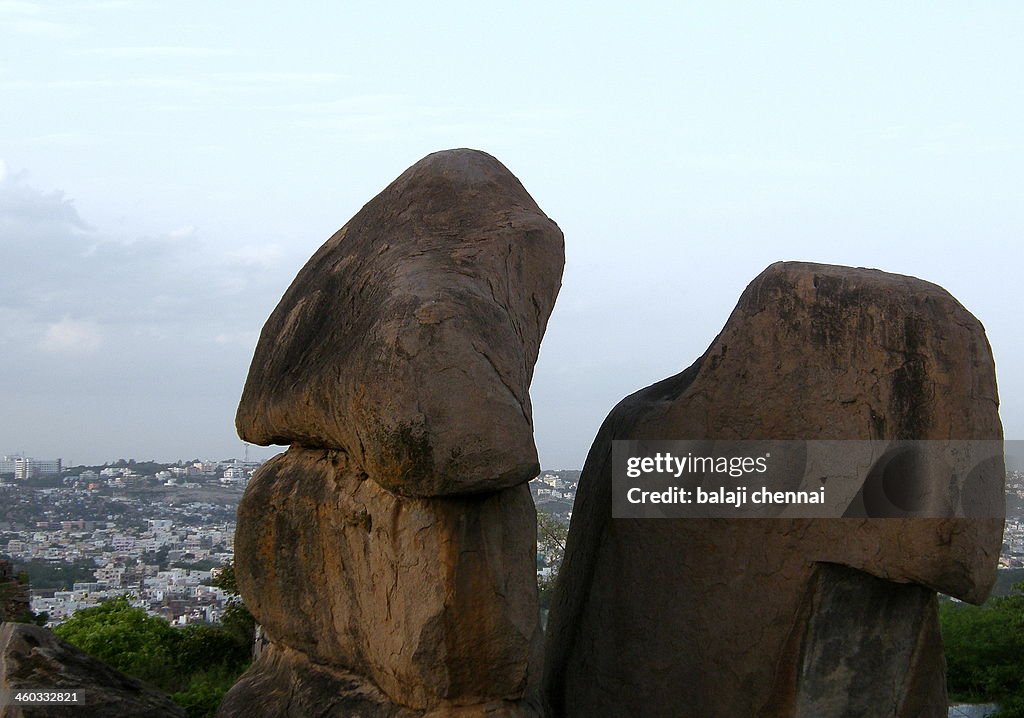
[
  {"left": 2, "top": 3, "right": 1023, "bottom": 468},
  {"left": 0, "top": 449, "right": 278, "bottom": 468}
]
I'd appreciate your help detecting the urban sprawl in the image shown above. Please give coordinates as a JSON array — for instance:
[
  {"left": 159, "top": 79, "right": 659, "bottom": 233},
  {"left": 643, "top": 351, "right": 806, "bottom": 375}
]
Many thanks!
[
  {"left": 3, "top": 454, "right": 1022, "bottom": 629},
  {"left": 0, "top": 455, "right": 579, "bottom": 627}
]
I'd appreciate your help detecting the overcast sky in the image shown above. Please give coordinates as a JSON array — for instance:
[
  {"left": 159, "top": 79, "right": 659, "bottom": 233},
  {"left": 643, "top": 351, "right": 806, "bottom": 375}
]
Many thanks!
[{"left": 1, "top": 2, "right": 1022, "bottom": 468}]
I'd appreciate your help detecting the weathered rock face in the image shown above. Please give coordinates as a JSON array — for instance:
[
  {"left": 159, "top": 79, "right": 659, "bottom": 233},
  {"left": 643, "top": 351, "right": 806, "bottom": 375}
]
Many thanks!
[
  {"left": 542, "top": 262, "right": 1003, "bottom": 718},
  {"left": 791, "top": 564, "right": 946, "bottom": 718},
  {"left": 233, "top": 447, "right": 542, "bottom": 709},
  {"left": 217, "top": 644, "right": 419, "bottom": 718},
  {"left": 222, "top": 149, "right": 560, "bottom": 716},
  {"left": 0, "top": 622, "right": 186, "bottom": 718},
  {"left": 236, "top": 148, "right": 564, "bottom": 497},
  {"left": 0, "top": 560, "right": 30, "bottom": 623},
  {"left": 218, "top": 644, "right": 541, "bottom": 718}
]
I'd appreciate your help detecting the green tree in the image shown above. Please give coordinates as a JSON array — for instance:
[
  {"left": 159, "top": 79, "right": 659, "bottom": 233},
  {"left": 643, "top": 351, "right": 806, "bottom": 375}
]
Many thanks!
[
  {"left": 170, "top": 624, "right": 251, "bottom": 717},
  {"left": 172, "top": 666, "right": 243, "bottom": 718},
  {"left": 941, "top": 584, "right": 1024, "bottom": 718},
  {"left": 536, "top": 509, "right": 568, "bottom": 612},
  {"left": 17, "top": 558, "right": 97, "bottom": 590},
  {"left": 177, "top": 623, "right": 251, "bottom": 673},
  {"left": 54, "top": 593, "right": 253, "bottom": 718},
  {"left": 211, "top": 561, "right": 255, "bottom": 652},
  {"left": 54, "top": 596, "right": 181, "bottom": 687}
]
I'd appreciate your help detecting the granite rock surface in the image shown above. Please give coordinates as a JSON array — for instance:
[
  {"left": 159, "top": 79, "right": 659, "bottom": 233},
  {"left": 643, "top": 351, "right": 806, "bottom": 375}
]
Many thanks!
[
  {"left": 236, "top": 148, "right": 564, "bottom": 497},
  {"left": 0, "top": 623, "right": 185, "bottom": 718},
  {"left": 542, "top": 262, "right": 1004, "bottom": 718}
]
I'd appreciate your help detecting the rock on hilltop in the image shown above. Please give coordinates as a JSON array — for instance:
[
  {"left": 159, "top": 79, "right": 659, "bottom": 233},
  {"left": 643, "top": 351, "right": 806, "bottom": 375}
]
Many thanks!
[
  {"left": 221, "top": 149, "right": 561, "bottom": 717},
  {"left": 0, "top": 623, "right": 185, "bottom": 718},
  {"left": 236, "top": 148, "right": 564, "bottom": 497},
  {"left": 542, "top": 261, "right": 1004, "bottom": 717}
]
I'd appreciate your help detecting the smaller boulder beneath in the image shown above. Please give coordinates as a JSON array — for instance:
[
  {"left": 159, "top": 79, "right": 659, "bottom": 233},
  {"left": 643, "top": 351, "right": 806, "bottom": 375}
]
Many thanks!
[
  {"left": 234, "top": 447, "right": 542, "bottom": 710},
  {"left": 0, "top": 622, "right": 185, "bottom": 718}
]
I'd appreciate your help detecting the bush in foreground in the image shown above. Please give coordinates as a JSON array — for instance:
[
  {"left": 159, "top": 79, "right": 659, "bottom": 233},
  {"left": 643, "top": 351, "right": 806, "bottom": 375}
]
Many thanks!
[
  {"left": 54, "top": 596, "right": 251, "bottom": 717},
  {"left": 941, "top": 584, "right": 1024, "bottom": 718}
]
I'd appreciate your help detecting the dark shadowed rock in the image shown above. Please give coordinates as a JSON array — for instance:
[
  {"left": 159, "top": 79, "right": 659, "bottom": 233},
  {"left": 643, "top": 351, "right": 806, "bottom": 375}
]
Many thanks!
[
  {"left": 543, "top": 262, "right": 1003, "bottom": 717},
  {"left": 217, "top": 644, "right": 418, "bottom": 718},
  {"left": 0, "top": 560, "right": 30, "bottom": 623},
  {"left": 236, "top": 149, "right": 564, "bottom": 497},
  {"left": 0, "top": 622, "right": 185, "bottom": 718},
  {"left": 233, "top": 447, "right": 542, "bottom": 711},
  {"left": 217, "top": 644, "right": 542, "bottom": 718},
  {"left": 792, "top": 564, "right": 946, "bottom": 718}
]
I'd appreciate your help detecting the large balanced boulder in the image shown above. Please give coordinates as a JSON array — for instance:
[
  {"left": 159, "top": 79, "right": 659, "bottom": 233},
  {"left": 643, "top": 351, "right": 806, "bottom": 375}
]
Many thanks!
[
  {"left": 236, "top": 149, "right": 564, "bottom": 497},
  {"left": 233, "top": 447, "right": 542, "bottom": 710},
  {"left": 542, "top": 262, "right": 1004, "bottom": 718},
  {"left": 0, "top": 622, "right": 185, "bottom": 718},
  {"left": 222, "top": 149, "right": 561, "bottom": 717}
]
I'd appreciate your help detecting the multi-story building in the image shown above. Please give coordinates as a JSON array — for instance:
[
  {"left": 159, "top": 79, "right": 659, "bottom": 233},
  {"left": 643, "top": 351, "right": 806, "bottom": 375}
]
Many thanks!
[
  {"left": 112, "top": 535, "right": 136, "bottom": 552},
  {"left": 221, "top": 467, "right": 250, "bottom": 485},
  {"left": 0, "top": 456, "right": 62, "bottom": 479}
]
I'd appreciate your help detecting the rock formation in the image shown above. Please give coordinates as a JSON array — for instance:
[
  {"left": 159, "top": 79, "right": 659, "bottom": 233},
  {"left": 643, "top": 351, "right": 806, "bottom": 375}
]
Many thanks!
[
  {"left": 0, "top": 622, "right": 186, "bottom": 718},
  {"left": 542, "top": 262, "right": 1004, "bottom": 717},
  {"left": 236, "top": 149, "right": 563, "bottom": 498},
  {"left": 232, "top": 449, "right": 540, "bottom": 709},
  {"left": 0, "top": 560, "right": 30, "bottom": 623},
  {"left": 220, "top": 149, "right": 563, "bottom": 716}
]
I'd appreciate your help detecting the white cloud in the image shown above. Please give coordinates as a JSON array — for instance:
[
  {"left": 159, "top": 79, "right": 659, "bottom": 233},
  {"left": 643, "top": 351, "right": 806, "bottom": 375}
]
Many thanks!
[
  {"left": 13, "top": 18, "right": 77, "bottom": 38},
  {"left": 80, "top": 46, "right": 233, "bottom": 58},
  {"left": 0, "top": 72, "right": 342, "bottom": 95},
  {"left": 167, "top": 224, "right": 197, "bottom": 239},
  {"left": 211, "top": 71, "right": 345, "bottom": 86},
  {"left": 226, "top": 244, "right": 283, "bottom": 269},
  {"left": 19, "top": 131, "right": 98, "bottom": 147},
  {"left": 0, "top": 175, "right": 286, "bottom": 329},
  {"left": 80, "top": 0, "right": 142, "bottom": 8},
  {"left": 0, "top": 76, "right": 194, "bottom": 90},
  {"left": 39, "top": 319, "right": 102, "bottom": 354},
  {"left": 0, "top": 178, "right": 90, "bottom": 233},
  {"left": 0, "top": 1, "right": 40, "bottom": 14},
  {"left": 213, "top": 330, "right": 259, "bottom": 347}
]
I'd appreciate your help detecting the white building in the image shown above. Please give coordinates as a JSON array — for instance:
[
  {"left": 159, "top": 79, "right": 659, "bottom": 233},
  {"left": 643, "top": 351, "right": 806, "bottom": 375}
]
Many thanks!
[{"left": 0, "top": 456, "right": 62, "bottom": 479}]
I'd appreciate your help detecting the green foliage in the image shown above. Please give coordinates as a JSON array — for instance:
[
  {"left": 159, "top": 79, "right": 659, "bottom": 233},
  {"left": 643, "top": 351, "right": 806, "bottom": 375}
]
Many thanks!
[
  {"left": 990, "top": 569, "right": 1024, "bottom": 599},
  {"left": 54, "top": 595, "right": 251, "bottom": 716},
  {"left": 941, "top": 584, "right": 1024, "bottom": 717},
  {"left": 55, "top": 596, "right": 182, "bottom": 686},
  {"left": 998, "top": 697, "right": 1024, "bottom": 718},
  {"left": 176, "top": 623, "right": 251, "bottom": 672},
  {"left": 211, "top": 561, "right": 255, "bottom": 649},
  {"left": 171, "top": 559, "right": 221, "bottom": 571},
  {"left": 219, "top": 600, "right": 255, "bottom": 649},
  {"left": 172, "top": 666, "right": 242, "bottom": 718},
  {"left": 17, "top": 559, "right": 97, "bottom": 590},
  {"left": 142, "top": 547, "right": 171, "bottom": 569},
  {"left": 211, "top": 561, "right": 239, "bottom": 594},
  {"left": 536, "top": 509, "right": 568, "bottom": 612}
]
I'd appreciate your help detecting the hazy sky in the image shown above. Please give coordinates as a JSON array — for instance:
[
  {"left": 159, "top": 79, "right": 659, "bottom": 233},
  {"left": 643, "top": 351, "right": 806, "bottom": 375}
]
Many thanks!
[{"left": 1, "top": 2, "right": 1022, "bottom": 468}]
